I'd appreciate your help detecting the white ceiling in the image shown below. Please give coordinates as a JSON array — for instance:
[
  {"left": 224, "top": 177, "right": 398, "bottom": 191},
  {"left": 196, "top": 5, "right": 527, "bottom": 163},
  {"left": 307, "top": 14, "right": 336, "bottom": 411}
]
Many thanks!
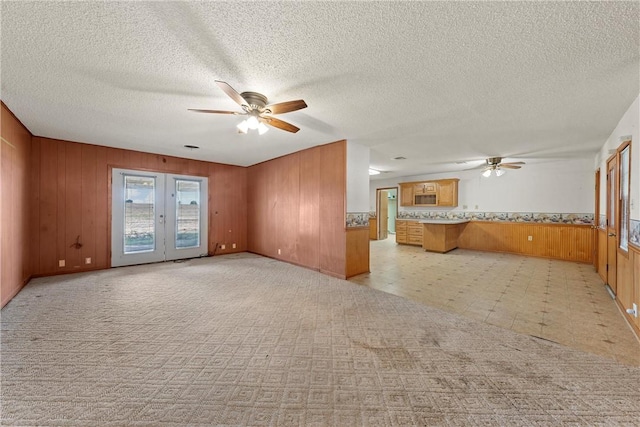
[{"left": 2, "top": 2, "right": 638, "bottom": 180}]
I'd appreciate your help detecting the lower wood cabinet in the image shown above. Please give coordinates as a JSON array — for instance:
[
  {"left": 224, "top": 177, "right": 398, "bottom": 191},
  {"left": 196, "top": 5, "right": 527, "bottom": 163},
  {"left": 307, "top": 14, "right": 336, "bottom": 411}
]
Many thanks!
[
  {"left": 396, "top": 220, "right": 423, "bottom": 246},
  {"left": 369, "top": 218, "right": 377, "bottom": 240}
]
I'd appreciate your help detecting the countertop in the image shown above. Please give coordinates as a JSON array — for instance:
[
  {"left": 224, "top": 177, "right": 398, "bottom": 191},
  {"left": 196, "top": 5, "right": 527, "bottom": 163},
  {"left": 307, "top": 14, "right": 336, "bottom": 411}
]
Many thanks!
[
  {"left": 419, "top": 219, "right": 469, "bottom": 225},
  {"left": 396, "top": 218, "right": 469, "bottom": 225}
]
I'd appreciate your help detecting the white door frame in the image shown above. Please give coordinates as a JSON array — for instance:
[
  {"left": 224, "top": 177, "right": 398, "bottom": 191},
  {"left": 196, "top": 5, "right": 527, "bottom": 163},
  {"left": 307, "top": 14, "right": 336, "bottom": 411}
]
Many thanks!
[{"left": 111, "top": 168, "right": 208, "bottom": 267}]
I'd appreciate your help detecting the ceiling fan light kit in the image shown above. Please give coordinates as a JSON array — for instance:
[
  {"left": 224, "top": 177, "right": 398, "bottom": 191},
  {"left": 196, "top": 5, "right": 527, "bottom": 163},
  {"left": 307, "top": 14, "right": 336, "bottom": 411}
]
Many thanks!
[
  {"left": 481, "top": 157, "right": 524, "bottom": 177},
  {"left": 190, "top": 81, "right": 307, "bottom": 135}
]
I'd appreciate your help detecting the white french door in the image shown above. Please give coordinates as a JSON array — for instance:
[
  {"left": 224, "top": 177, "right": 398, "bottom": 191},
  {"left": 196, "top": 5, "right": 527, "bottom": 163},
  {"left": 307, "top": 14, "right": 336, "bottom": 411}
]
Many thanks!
[{"left": 111, "top": 168, "right": 208, "bottom": 267}]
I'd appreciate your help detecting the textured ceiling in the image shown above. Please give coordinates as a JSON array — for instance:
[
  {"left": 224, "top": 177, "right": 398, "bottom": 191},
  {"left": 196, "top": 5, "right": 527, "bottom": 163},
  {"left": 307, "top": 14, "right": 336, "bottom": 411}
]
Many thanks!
[{"left": 2, "top": 2, "right": 638, "bottom": 180}]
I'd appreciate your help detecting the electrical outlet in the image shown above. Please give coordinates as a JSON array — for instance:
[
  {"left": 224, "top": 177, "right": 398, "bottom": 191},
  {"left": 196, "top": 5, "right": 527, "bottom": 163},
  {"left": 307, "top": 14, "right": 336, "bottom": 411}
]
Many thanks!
[
  {"left": 232, "top": 243, "right": 236, "bottom": 249},
  {"left": 528, "top": 236, "right": 533, "bottom": 241},
  {"left": 58, "top": 260, "right": 65, "bottom": 267},
  {"left": 278, "top": 249, "right": 281, "bottom": 255},
  {"left": 85, "top": 257, "right": 91, "bottom": 264},
  {"left": 220, "top": 244, "right": 225, "bottom": 250}
]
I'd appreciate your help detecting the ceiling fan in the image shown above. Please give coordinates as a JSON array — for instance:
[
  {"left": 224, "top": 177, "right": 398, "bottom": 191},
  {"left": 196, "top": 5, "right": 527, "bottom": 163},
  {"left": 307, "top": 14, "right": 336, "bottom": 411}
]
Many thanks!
[
  {"left": 481, "top": 157, "right": 525, "bottom": 177},
  {"left": 189, "top": 80, "right": 307, "bottom": 134}
]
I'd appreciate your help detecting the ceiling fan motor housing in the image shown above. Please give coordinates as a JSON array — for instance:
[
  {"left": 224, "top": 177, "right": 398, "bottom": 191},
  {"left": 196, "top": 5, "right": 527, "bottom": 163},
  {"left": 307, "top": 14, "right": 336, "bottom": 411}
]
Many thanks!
[
  {"left": 240, "top": 91, "right": 268, "bottom": 111},
  {"left": 487, "top": 157, "right": 502, "bottom": 165}
]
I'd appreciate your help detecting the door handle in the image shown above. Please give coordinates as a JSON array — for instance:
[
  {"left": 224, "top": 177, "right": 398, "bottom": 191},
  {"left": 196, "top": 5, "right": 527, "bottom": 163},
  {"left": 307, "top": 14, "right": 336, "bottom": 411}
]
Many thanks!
[{"left": 608, "top": 233, "right": 616, "bottom": 237}]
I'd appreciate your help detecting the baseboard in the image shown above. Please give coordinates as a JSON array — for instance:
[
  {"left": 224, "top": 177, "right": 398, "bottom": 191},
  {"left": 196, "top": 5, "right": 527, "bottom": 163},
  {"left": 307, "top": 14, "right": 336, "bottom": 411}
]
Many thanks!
[{"left": 614, "top": 298, "right": 640, "bottom": 344}]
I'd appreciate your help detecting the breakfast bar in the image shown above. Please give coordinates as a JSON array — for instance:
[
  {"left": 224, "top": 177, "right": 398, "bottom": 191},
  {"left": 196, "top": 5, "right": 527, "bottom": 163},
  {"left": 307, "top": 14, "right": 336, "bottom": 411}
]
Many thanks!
[{"left": 419, "top": 219, "right": 469, "bottom": 253}]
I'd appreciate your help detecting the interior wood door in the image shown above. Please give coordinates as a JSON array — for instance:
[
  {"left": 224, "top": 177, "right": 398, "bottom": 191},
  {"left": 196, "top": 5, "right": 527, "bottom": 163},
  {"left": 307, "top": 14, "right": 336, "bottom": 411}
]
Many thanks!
[
  {"left": 378, "top": 190, "right": 388, "bottom": 240},
  {"left": 606, "top": 157, "right": 617, "bottom": 294}
]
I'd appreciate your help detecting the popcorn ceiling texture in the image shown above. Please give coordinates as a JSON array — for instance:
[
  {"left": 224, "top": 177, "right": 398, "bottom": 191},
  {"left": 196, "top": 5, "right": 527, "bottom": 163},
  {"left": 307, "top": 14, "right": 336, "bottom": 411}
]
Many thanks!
[{"left": 1, "top": 2, "right": 638, "bottom": 176}]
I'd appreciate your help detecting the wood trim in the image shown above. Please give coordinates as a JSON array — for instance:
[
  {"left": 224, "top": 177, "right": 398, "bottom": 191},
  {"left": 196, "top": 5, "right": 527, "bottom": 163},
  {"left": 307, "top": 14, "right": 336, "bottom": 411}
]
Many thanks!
[
  {"left": 597, "top": 228, "right": 607, "bottom": 283},
  {"left": 457, "top": 221, "right": 594, "bottom": 263}
]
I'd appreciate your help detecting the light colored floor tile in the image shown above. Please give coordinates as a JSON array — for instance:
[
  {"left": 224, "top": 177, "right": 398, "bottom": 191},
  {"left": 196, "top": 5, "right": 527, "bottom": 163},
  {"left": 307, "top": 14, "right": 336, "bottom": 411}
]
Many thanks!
[{"left": 350, "top": 238, "right": 640, "bottom": 366}]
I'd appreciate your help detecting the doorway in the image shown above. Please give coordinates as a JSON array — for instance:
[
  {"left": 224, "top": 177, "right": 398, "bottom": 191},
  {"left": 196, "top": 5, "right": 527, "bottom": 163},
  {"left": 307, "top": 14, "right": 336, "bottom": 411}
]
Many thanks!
[
  {"left": 111, "top": 168, "right": 208, "bottom": 267},
  {"left": 376, "top": 187, "right": 397, "bottom": 240}
]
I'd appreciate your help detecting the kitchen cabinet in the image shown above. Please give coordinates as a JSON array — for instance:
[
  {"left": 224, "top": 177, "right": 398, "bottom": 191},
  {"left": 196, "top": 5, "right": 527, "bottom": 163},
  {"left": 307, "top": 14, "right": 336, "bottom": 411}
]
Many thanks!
[
  {"left": 398, "top": 178, "right": 459, "bottom": 207},
  {"left": 407, "top": 221, "right": 424, "bottom": 245},
  {"left": 395, "top": 220, "right": 423, "bottom": 246},
  {"left": 369, "top": 218, "right": 377, "bottom": 240},
  {"left": 436, "top": 179, "right": 458, "bottom": 207},
  {"left": 399, "top": 183, "right": 414, "bottom": 207},
  {"left": 396, "top": 220, "right": 407, "bottom": 243},
  {"left": 422, "top": 220, "right": 468, "bottom": 253}
]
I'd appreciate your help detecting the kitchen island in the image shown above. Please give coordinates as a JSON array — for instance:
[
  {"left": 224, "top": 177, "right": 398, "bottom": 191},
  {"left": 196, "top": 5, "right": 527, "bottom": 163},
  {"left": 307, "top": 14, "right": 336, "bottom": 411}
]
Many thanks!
[{"left": 419, "top": 219, "right": 469, "bottom": 253}]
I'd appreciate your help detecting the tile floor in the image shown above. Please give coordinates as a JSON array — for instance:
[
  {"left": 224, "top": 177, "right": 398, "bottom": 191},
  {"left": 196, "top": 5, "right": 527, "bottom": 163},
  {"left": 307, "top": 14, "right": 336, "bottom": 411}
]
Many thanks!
[{"left": 349, "top": 237, "right": 640, "bottom": 366}]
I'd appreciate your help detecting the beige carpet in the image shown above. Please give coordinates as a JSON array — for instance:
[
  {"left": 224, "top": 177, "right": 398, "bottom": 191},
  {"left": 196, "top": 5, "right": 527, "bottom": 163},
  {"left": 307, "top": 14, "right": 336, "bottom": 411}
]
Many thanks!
[{"left": 2, "top": 253, "right": 639, "bottom": 426}]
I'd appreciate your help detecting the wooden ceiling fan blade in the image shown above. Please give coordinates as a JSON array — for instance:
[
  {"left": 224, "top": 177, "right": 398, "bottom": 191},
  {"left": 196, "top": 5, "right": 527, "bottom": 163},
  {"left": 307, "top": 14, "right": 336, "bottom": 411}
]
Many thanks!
[
  {"left": 262, "top": 116, "right": 300, "bottom": 133},
  {"left": 215, "top": 80, "right": 249, "bottom": 107},
  {"left": 266, "top": 99, "right": 307, "bottom": 115},
  {"left": 188, "top": 109, "right": 243, "bottom": 115},
  {"left": 502, "top": 161, "right": 525, "bottom": 166},
  {"left": 500, "top": 164, "right": 521, "bottom": 169}
]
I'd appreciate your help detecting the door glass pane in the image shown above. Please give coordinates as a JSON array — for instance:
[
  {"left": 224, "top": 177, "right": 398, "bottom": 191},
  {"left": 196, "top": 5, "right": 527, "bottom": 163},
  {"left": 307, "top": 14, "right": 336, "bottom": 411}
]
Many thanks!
[
  {"left": 619, "top": 146, "right": 629, "bottom": 251},
  {"left": 175, "top": 179, "right": 200, "bottom": 249},
  {"left": 124, "top": 175, "right": 155, "bottom": 253},
  {"left": 609, "top": 168, "right": 615, "bottom": 228}
]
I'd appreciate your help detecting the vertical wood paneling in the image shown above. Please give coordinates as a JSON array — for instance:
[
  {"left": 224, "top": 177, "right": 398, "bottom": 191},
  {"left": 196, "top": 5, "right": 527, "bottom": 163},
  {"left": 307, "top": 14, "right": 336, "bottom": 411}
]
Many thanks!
[
  {"left": 64, "top": 143, "right": 83, "bottom": 269},
  {"left": 298, "top": 148, "right": 320, "bottom": 269},
  {"left": 632, "top": 246, "right": 640, "bottom": 335},
  {"left": 81, "top": 144, "right": 97, "bottom": 269},
  {"left": 616, "top": 252, "right": 633, "bottom": 317},
  {"left": 1, "top": 103, "right": 32, "bottom": 307},
  {"left": 29, "top": 136, "right": 41, "bottom": 274},
  {"left": 277, "top": 153, "right": 300, "bottom": 264},
  {"left": 29, "top": 137, "right": 247, "bottom": 277},
  {"left": 94, "top": 146, "right": 109, "bottom": 269},
  {"left": 247, "top": 140, "right": 347, "bottom": 277},
  {"left": 597, "top": 229, "right": 607, "bottom": 283},
  {"left": 458, "top": 221, "right": 594, "bottom": 263},
  {"left": 319, "top": 141, "right": 347, "bottom": 278},
  {"left": 209, "top": 163, "right": 247, "bottom": 255},
  {"left": 38, "top": 139, "right": 57, "bottom": 273},
  {"left": 56, "top": 143, "right": 67, "bottom": 270}
]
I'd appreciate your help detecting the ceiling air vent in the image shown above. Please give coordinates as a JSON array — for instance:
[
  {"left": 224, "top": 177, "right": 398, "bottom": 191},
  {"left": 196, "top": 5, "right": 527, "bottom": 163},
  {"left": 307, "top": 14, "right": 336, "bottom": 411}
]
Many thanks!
[{"left": 393, "top": 156, "right": 406, "bottom": 160}]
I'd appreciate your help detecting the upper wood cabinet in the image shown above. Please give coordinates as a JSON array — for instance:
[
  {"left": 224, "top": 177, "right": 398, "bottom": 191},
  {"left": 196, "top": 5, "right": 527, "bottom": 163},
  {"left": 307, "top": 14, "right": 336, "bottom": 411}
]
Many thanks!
[
  {"left": 436, "top": 179, "right": 459, "bottom": 207},
  {"left": 399, "top": 183, "right": 414, "bottom": 206},
  {"left": 399, "top": 178, "right": 459, "bottom": 207}
]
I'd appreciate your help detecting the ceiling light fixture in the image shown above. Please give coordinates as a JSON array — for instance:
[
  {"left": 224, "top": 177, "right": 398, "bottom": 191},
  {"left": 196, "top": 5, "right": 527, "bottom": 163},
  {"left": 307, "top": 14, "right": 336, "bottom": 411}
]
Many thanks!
[
  {"left": 369, "top": 168, "right": 381, "bottom": 175},
  {"left": 482, "top": 166, "right": 506, "bottom": 178},
  {"left": 237, "top": 114, "right": 269, "bottom": 135}
]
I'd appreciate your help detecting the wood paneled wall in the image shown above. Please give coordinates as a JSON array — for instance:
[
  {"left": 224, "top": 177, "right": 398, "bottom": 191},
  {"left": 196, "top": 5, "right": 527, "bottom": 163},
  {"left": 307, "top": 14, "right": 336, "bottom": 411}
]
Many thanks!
[
  {"left": 247, "top": 141, "right": 350, "bottom": 278},
  {"left": 30, "top": 137, "right": 247, "bottom": 277},
  {"left": 1, "top": 103, "right": 33, "bottom": 307},
  {"left": 631, "top": 245, "right": 640, "bottom": 336},
  {"left": 597, "top": 228, "right": 607, "bottom": 283},
  {"left": 457, "top": 221, "right": 594, "bottom": 263}
]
